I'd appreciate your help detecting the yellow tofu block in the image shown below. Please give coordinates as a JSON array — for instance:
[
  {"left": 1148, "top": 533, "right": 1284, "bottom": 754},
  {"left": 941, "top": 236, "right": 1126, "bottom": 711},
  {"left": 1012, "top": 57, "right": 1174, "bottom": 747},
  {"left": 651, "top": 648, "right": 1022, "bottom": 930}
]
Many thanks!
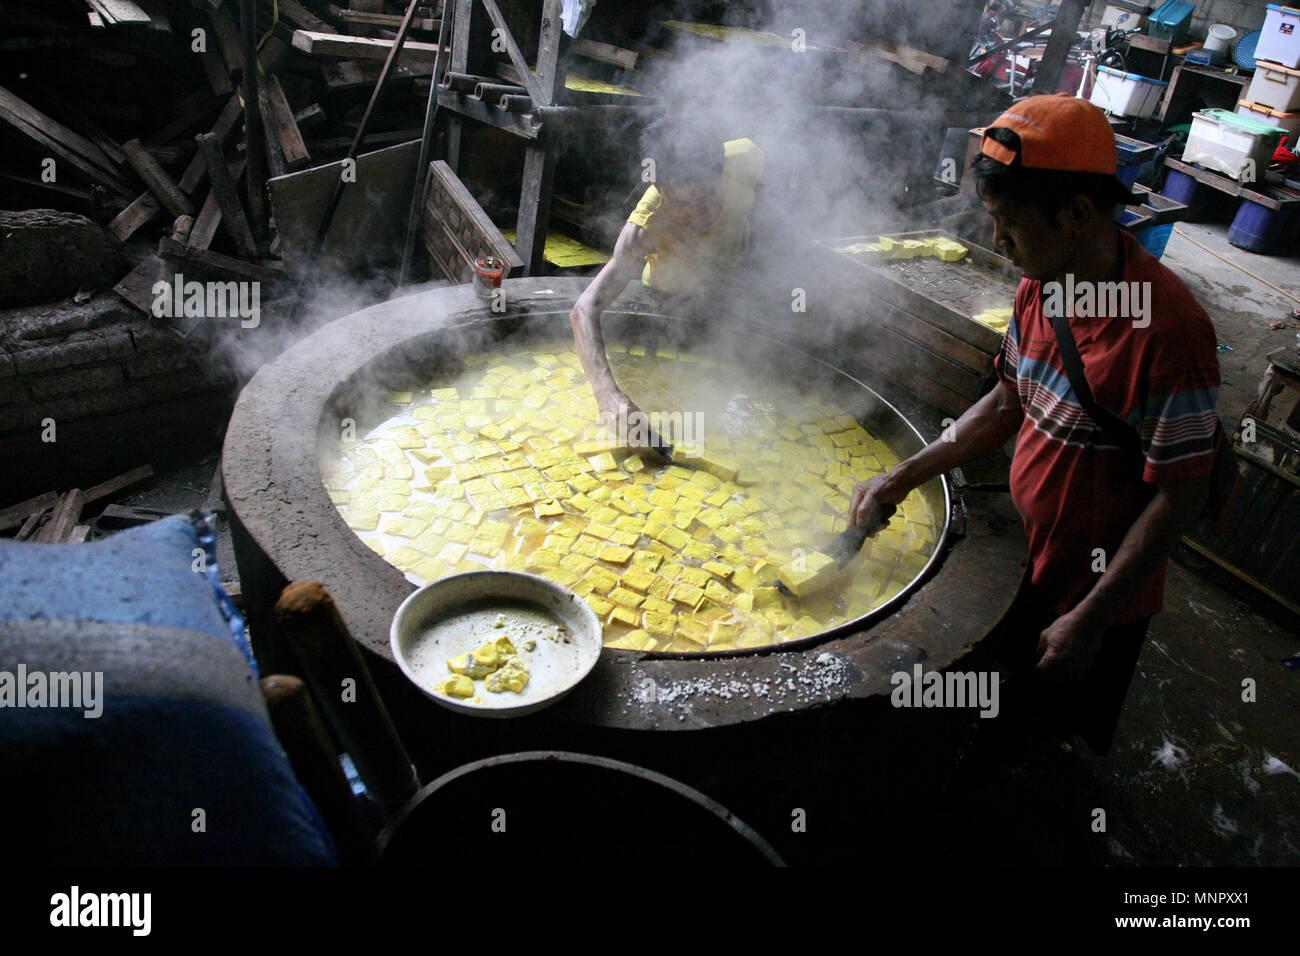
[
  {"left": 560, "top": 552, "right": 595, "bottom": 573},
  {"left": 413, "top": 558, "right": 450, "bottom": 581},
  {"left": 703, "top": 561, "right": 734, "bottom": 581},
  {"left": 703, "top": 579, "right": 732, "bottom": 605},
  {"left": 643, "top": 611, "right": 677, "bottom": 638},
  {"left": 586, "top": 595, "right": 614, "bottom": 616},
  {"left": 620, "top": 567, "right": 657, "bottom": 592},
  {"left": 345, "top": 510, "right": 380, "bottom": 531},
  {"left": 437, "top": 675, "right": 475, "bottom": 698},
  {"left": 609, "top": 586, "right": 644, "bottom": 609},
  {"left": 641, "top": 595, "right": 675, "bottom": 615},
  {"left": 495, "top": 553, "right": 528, "bottom": 572},
  {"left": 437, "top": 543, "right": 468, "bottom": 564},
  {"left": 378, "top": 494, "right": 408, "bottom": 512},
  {"left": 539, "top": 534, "right": 573, "bottom": 555},
  {"left": 682, "top": 540, "right": 714, "bottom": 561},
  {"left": 607, "top": 606, "right": 641, "bottom": 627},
  {"left": 534, "top": 499, "right": 565, "bottom": 518},
  {"left": 789, "top": 616, "right": 822, "bottom": 639},
  {"left": 696, "top": 508, "right": 726, "bottom": 530},
  {"left": 631, "top": 550, "right": 663, "bottom": 572},
  {"left": 647, "top": 577, "right": 674, "bottom": 599},
  {"left": 585, "top": 565, "right": 620, "bottom": 593},
  {"left": 606, "top": 630, "right": 657, "bottom": 651},
  {"left": 587, "top": 452, "right": 618, "bottom": 472},
  {"left": 525, "top": 550, "right": 560, "bottom": 571},
  {"left": 600, "top": 545, "right": 633, "bottom": 564},
  {"left": 670, "top": 582, "right": 706, "bottom": 609},
  {"left": 657, "top": 526, "right": 691, "bottom": 550},
  {"left": 677, "top": 483, "right": 708, "bottom": 502},
  {"left": 671, "top": 628, "right": 707, "bottom": 651}
]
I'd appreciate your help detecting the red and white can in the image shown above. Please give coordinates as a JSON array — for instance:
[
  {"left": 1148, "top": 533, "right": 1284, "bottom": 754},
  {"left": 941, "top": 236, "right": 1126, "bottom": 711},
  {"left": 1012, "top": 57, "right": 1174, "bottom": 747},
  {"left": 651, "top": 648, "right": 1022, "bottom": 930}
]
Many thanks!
[{"left": 472, "top": 255, "right": 505, "bottom": 298}]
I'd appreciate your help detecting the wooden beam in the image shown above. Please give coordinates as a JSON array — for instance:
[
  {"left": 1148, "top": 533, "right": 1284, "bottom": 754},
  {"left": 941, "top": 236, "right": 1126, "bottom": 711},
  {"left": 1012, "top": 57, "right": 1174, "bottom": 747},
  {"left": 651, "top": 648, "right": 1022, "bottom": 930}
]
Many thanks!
[
  {"left": 158, "top": 236, "right": 282, "bottom": 282},
  {"left": 198, "top": 31, "right": 234, "bottom": 95},
  {"left": 16, "top": 510, "right": 46, "bottom": 541},
  {"left": 0, "top": 85, "right": 132, "bottom": 196},
  {"left": 145, "top": 90, "right": 220, "bottom": 148},
  {"left": 258, "top": 74, "right": 311, "bottom": 170},
  {"left": 209, "top": 4, "right": 246, "bottom": 75},
  {"left": 278, "top": 0, "right": 335, "bottom": 34},
  {"left": 337, "top": 9, "right": 439, "bottom": 31},
  {"left": 571, "top": 37, "right": 637, "bottom": 71},
  {"left": 290, "top": 29, "right": 444, "bottom": 63},
  {"left": 178, "top": 91, "right": 244, "bottom": 194},
  {"left": 84, "top": 464, "right": 154, "bottom": 503},
  {"left": 123, "top": 138, "right": 196, "bottom": 217},
  {"left": 321, "top": 59, "right": 431, "bottom": 90},
  {"left": 516, "top": 143, "right": 556, "bottom": 276},
  {"left": 196, "top": 131, "right": 258, "bottom": 257},
  {"left": 35, "top": 490, "right": 86, "bottom": 543},
  {"left": 0, "top": 491, "right": 59, "bottom": 533},
  {"left": 108, "top": 192, "right": 162, "bottom": 241}
]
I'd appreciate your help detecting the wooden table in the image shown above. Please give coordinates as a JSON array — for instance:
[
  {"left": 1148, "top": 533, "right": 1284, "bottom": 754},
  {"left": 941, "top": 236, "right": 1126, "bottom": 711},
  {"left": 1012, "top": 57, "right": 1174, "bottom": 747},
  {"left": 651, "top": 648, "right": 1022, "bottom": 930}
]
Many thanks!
[{"left": 1158, "top": 63, "right": 1252, "bottom": 127}]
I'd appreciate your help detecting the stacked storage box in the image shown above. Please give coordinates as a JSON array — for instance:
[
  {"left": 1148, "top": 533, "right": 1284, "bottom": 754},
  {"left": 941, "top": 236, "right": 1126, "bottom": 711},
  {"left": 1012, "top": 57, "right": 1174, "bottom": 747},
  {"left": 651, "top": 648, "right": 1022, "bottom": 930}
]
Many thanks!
[
  {"left": 1256, "top": 5, "right": 1300, "bottom": 69},
  {"left": 1236, "top": 100, "right": 1300, "bottom": 148},
  {"left": 1090, "top": 65, "right": 1168, "bottom": 118},
  {"left": 1246, "top": 59, "right": 1300, "bottom": 112},
  {"left": 1100, "top": 0, "right": 1151, "bottom": 30},
  {"left": 1183, "top": 108, "right": 1288, "bottom": 180},
  {"left": 1146, "top": 0, "right": 1195, "bottom": 41}
]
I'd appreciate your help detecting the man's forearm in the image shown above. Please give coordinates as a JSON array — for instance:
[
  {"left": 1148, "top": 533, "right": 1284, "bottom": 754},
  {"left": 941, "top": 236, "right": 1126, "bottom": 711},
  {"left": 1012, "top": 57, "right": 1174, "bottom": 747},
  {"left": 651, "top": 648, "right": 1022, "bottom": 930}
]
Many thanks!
[
  {"left": 885, "top": 386, "right": 1021, "bottom": 496},
  {"left": 570, "top": 301, "right": 619, "bottom": 399}
]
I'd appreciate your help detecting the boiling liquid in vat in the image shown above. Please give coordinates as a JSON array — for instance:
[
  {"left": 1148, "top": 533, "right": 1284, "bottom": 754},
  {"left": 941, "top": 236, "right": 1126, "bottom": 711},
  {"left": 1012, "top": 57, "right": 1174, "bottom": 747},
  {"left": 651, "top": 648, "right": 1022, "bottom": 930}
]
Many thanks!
[{"left": 323, "top": 342, "right": 938, "bottom": 653}]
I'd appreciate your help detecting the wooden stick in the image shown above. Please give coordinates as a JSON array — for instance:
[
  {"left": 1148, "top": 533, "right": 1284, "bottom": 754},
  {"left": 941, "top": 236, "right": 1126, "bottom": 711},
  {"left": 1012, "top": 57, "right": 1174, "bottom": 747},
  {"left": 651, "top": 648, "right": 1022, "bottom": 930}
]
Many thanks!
[
  {"left": 84, "top": 464, "right": 154, "bottom": 503},
  {"left": 275, "top": 581, "right": 418, "bottom": 813},
  {"left": 260, "top": 674, "right": 377, "bottom": 864},
  {"left": 196, "top": 132, "right": 258, "bottom": 258},
  {"left": 1172, "top": 227, "right": 1300, "bottom": 305},
  {"left": 178, "top": 92, "right": 244, "bottom": 195},
  {"left": 15, "top": 511, "right": 45, "bottom": 540},
  {"left": 123, "top": 138, "right": 195, "bottom": 217},
  {"left": 290, "top": 29, "right": 443, "bottom": 63}
]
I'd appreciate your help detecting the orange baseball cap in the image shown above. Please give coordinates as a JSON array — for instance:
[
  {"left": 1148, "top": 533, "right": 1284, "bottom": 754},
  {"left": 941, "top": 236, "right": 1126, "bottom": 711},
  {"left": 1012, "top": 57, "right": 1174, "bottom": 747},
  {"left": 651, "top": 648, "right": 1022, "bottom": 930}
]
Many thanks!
[{"left": 980, "top": 94, "right": 1139, "bottom": 203}]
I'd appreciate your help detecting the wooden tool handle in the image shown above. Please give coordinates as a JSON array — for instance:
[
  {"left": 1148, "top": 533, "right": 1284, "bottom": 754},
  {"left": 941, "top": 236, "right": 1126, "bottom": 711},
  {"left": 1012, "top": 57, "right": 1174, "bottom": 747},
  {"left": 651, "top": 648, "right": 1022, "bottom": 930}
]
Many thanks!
[
  {"left": 276, "top": 582, "right": 417, "bottom": 812},
  {"left": 261, "top": 674, "right": 376, "bottom": 864}
]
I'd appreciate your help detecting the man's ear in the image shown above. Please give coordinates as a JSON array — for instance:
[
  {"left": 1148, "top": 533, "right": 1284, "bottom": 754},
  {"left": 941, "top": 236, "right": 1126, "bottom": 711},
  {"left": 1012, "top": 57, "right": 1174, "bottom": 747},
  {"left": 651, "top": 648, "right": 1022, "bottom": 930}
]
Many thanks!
[{"left": 1070, "top": 194, "right": 1097, "bottom": 227}]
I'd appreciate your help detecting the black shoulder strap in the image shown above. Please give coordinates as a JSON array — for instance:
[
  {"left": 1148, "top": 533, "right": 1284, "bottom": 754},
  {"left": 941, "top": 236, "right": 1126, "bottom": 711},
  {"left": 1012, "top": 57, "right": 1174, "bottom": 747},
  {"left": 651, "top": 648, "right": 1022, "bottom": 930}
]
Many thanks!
[{"left": 1048, "top": 310, "right": 1145, "bottom": 459}]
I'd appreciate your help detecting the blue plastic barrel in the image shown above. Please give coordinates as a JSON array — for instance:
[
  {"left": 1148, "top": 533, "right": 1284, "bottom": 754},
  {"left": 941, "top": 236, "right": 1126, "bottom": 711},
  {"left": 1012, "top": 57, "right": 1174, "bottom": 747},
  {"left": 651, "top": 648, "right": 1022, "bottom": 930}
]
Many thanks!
[
  {"left": 1228, "top": 198, "right": 1294, "bottom": 253},
  {"left": 1162, "top": 169, "right": 1201, "bottom": 205},
  {"left": 1132, "top": 222, "right": 1175, "bottom": 259}
]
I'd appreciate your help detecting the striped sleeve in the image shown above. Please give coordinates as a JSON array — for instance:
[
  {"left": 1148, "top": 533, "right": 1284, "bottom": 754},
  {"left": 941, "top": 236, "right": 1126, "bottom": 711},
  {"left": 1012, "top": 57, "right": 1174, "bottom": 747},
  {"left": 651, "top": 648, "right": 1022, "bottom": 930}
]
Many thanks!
[{"left": 1138, "top": 314, "right": 1221, "bottom": 483}]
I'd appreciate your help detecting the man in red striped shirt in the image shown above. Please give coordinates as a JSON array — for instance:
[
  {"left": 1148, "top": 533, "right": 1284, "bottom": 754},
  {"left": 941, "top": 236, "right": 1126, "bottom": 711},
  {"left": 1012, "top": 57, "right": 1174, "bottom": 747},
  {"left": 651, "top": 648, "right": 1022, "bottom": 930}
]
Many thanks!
[{"left": 849, "top": 95, "right": 1220, "bottom": 753}]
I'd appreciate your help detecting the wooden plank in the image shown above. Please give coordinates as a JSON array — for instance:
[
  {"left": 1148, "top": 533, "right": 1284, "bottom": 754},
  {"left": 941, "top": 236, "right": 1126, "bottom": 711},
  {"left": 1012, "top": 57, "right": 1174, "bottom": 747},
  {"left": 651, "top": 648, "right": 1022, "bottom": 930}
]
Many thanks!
[
  {"left": 209, "top": 4, "right": 246, "bottom": 75},
  {"left": 320, "top": 59, "right": 431, "bottom": 90},
  {"left": 337, "top": 9, "right": 439, "bottom": 32},
  {"left": 123, "top": 138, "right": 195, "bottom": 217},
  {"left": 290, "top": 29, "right": 444, "bottom": 63},
  {"left": 435, "top": 88, "right": 539, "bottom": 139},
  {"left": 114, "top": 254, "right": 167, "bottom": 314},
  {"left": 279, "top": 0, "right": 335, "bottom": 33},
  {"left": 158, "top": 236, "right": 281, "bottom": 283},
  {"left": 0, "top": 85, "right": 133, "bottom": 196},
  {"left": 84, "top": 464, "right": 154, "bottom": 503},
  {"left": 68, "top": 526, "right": 91, "bottom": 543},
  {"left": 190, "top": 191, "right": 222, "bottom": 250},
  {"left": 107, "top": 192, "right": 160, "bottom": 241},
  {"left": 15, "top": 511, "right": 45, "bottom": 541},
  {"left": 35, "top": 490, "right": 86, "bottom": 543},
  {"left": 0, "top": 491, "right": 59, "bottom": 533},
  {"left": 198, "top": 31, "right": 234, "bottom": 95},
  {"left": 571, "top": 37, "right": 638, "bottom": 71},
  {"left": 195, "top": 132, "right": 257, "bottom": 257},
  {"left": 259, "top": 74, "right": 310, "bottom": 170}
]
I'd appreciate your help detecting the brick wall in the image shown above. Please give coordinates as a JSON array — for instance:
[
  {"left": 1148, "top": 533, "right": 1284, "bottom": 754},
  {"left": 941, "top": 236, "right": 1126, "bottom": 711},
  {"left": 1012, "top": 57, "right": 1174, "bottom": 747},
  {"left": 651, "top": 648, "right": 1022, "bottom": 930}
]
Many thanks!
[{"left": 0, "top": 294, "right": 235, "bottom": 500}]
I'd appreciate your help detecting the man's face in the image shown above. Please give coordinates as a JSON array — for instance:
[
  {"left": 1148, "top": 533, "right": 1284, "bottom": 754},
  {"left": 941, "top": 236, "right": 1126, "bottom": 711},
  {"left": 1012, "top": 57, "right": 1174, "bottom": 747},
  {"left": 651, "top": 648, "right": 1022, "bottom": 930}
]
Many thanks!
[
  {"left": 658, "top": 177, "right": 724, "bottom": 231},
  {"left": 981, "top": 191, "right": 1075, "bottom": 281}
]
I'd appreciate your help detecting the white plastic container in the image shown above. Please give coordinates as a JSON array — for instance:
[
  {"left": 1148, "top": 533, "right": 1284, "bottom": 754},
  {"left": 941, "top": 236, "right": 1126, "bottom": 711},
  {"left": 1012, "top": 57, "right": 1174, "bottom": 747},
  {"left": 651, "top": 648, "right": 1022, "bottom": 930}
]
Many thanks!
[
  {"left": 1090, "top": 65, "right": 1167, "bottom": 118},
  {"left": 1256, "top": 4, "right": 1300, "bottom": 69},
  {"left": 1184, "top": 108, "right": 1288, "bottom": 180},
  {"left": 1101, "top": 1, "right": 1150, "bottom": 30},
  {"left": 1247, "top": 59, "right": 1300, "bottom": 113},
  {"left": 1204, "top": 23, "right": 1238, "bottom": 53},
  {"left": 1237, "top": 99, "right": 1300, "bottom": 148}
]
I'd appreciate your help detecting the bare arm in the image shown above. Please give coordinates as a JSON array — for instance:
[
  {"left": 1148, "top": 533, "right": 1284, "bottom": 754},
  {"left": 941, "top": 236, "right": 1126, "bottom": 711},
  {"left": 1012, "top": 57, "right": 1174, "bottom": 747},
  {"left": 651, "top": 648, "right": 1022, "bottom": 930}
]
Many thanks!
[
  {"left": 849, "top": 379, "right": 1023, "bottom": 526},
  {"left": 570, "top": 221, "right": 656, "bottom": 419},
  {"left": 1037, "top": 471, "right": 1209, "bottom": 674}
]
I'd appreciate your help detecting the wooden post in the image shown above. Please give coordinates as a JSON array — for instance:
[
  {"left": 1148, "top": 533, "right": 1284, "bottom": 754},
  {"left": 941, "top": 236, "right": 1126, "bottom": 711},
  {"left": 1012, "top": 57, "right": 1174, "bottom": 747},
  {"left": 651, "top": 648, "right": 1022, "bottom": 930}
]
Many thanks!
[
  {"left": 240, "top": 0, "right": 268, "bottom": 240},
  {"left": 516, "top": 144, "right": 557, "bottom": 276},
  {"left": 275, "top": 582, "right": 418, "bottom": 814},
  {"left": 1034, "top": 0, "right": 1087, "bottom": 97},
  {"left": 261, "top": 674, "right": 377, "bottom": 865}
]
